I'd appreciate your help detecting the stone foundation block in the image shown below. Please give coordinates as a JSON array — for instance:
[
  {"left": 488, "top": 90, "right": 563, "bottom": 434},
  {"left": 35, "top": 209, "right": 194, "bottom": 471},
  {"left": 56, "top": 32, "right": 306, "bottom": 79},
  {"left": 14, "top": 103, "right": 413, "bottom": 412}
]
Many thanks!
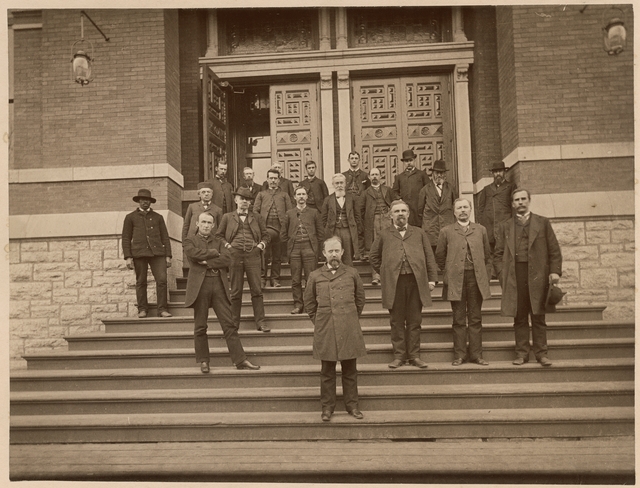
[
  {"left": 24, "top": 338, "right": 68, "bottom": 352},
  {"left": 80, "top": 250, "right": 104, "bottom": 270},
  {"left": 63, "top": 251, "right": 79, "bottom": 262},
  {"left": 608, "top": 288, "right": 635, "bottom": 301},
  {"left": 10, "top": 263, "right": 33, "bottom": 282},
  {"left": 104, "top": 259, "right": 128, "bottom": 272},
  {"left": 580, "top": 268, "right": 618, "bottom": 288},
  {"left": 11, "top": 282, "right": 53, "bottom": 301},
  {"left": 90, "top": 239, "right": 118, "bottom": 250},
  {"left": 11, "top": 319, "right": 49, "bottom": 339},
  {"left": 20, "top": 241, "right": 48, "bottom": 252},
  {"left": 93, "top": 275, "right": 126, "bottom": 287},
  {"left": 611, "top": 229, "right": 634, "bottom": 243},
  {"left": 91, "top": 304, "right": 118, "bottom": 313},
  {"left": 553, "top": 222, "right": 585, "bottom": 246},
  {"left": 562, "top": 246, "right": 598, "bottom": 261},
  {"left": 68, "top": 324, "right": 102, "bottom": 335},
  {"left": 21, "top": 251, "right": 64, "bottom": 263},
  {"left": 585, "top": 231, "right": 610, "bottom": 244},
  {"left": 10, "top": 301, "right": 31, "bottom": 319},
  {"left": 49, "top": 240, "right": 90, "bottom": 251},
  {"left": 48, "top": 326, "right": 70, "bottom": 338},
  {"left": 600, "top": 252, "right": 634, "bottom": 268},
  {"left": 599, "top": 243, "right": 624, "bottom": 253},
  {"left": 559, "top": 261, "right": 579, "bottom": 284},
  {"left": 30, "top": 305, "right": 60, "bottom": 318},
  {"left": 618, "top": 268, "right": 635, "bottom": 288},
  {"left": 64, "top": 271, "right": 92, "bottom": 288},
  {"left": 79, "top": 288, "right": 108, "bottom": 304},
  {"left": 577, "top": 260, "right": 602, "bottom": 269},
  {"left": 60, "top": 305, "right": 91, "bottom": 325},
  {"left": 602, "top": 302, "right": 635, "bottom": 321},
  {"left": 104, "top": 250, "right": 119, "bottom": 259}
]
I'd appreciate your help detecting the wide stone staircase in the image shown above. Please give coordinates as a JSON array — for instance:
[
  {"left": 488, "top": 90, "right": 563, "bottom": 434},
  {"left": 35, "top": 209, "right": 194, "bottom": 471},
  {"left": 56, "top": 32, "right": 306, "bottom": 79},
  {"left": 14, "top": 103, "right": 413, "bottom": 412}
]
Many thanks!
[{"left": 11, "top": 261, "right": 635, "bottom": 449}]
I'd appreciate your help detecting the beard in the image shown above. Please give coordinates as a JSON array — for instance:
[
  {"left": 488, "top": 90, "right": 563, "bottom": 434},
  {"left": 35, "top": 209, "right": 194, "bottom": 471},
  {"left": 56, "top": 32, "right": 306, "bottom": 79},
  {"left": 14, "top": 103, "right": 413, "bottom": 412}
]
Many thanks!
[{"left": 335, "top": 190, "right": 346, "bottom": 197}]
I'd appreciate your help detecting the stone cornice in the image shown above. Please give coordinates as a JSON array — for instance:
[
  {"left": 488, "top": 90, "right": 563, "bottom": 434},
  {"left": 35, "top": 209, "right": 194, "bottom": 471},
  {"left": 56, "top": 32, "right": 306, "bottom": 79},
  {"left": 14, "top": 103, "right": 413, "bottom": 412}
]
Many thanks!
[{"left": 503, "top": 142, "right": 634, "bottom": 167}]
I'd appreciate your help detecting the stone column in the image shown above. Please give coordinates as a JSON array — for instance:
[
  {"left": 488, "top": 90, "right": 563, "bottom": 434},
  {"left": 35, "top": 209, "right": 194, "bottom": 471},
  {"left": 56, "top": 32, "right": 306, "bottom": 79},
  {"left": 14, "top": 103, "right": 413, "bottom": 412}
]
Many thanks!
[
  {"left": 320, "top": 71, "right": 336, "bottom": 184},
  {"left": 454, "top": 64, "right": 474, "bottom": 219},
  {"left": 336, "top": 8, "right": 348, "bottom": 50},
  {"left": 319, "top": 8, "right": 331, "bottom": 51},
  {"left": 337, "top": 70, "right": 352, "bottom": 172},
  {"left": 205, "top": 10, "right": 218, "bottom": 58},
  {"left": 452, "top": 7, "right": 468, "bottom": 42}
]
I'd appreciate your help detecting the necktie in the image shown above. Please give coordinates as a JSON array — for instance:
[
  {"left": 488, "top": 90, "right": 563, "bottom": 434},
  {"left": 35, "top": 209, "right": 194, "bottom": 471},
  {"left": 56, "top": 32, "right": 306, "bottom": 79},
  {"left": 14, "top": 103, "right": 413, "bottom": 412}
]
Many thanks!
[
  {"left": 398, "top": 226, "right": 407, "bottom": 232},
  {"left": 517, "top": 214, "right": 529, "bottom": 224},
  {"left": 239, "top": 213, "right": 248, "bottom": 217}
]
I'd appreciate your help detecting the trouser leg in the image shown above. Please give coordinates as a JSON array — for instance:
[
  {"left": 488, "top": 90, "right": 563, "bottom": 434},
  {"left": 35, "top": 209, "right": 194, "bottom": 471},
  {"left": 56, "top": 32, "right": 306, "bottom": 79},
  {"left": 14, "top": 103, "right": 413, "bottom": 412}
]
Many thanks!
[
  {"left": 245, "top": 248, "right": 266, "bottom": 328},
  {"left": 404, "top": 274, "right": 423, "bottom": 360},
  {"left": 210, "top": 275, "right": 246, "bottom": 365},
  {"left": 148, "top": 255, "right": 168, "bottom": 312},
  {"left": 320, "top": 360, "right": 337, "bottom": 412},
  {"left": 133, "top": 257, "right": 150, "bottom": 312},
  {"left": 290, "top": 245, "right": 303, "bottom": 309},
  {"left": 531, "top": 313, "right": 549, "bottom": 360},
  {"left": 335, "top": 227, "right": 353, "bottom": 266},
  {"left": 193, "top": 277, "right": 212, "bottom": 363},
  {"left": 228, "top": 249, "right": 245, "bottom": 326},
  {"left": 465, "top": 269, "right": 484, "bottom": 361},
  {"left": 514, "top": 262, "right": 532, "bottom": 359},
  {"left": 340, "top": 358, "right": 359, "bottom": 412},
  {"left": 450, "top": 299, "right": 468, "bottom": 361}
]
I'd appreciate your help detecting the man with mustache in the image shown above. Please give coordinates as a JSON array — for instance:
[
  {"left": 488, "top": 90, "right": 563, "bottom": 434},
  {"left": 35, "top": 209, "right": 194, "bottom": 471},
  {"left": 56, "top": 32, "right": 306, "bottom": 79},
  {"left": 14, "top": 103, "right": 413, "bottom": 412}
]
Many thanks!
[
  {"left": 477, "top": 161, "right": 516, "bottom": 278},
  {"left": 304, "top": 236, "right": 366, "bottom": 422},
  {"left": 370, "top": 200, "right": 438, "bottom": 369},
  {"left": 210, "top": 162, "right": 234, "bottom": 214},
  {"left": 435, "top": 198, "right": 492, "bottom": 366},
  {"left": 392, "top": 149, "right": 429, "bottom": 227},
  {"left": 300, "top": 160, "right": 329, "bottom": 212}
]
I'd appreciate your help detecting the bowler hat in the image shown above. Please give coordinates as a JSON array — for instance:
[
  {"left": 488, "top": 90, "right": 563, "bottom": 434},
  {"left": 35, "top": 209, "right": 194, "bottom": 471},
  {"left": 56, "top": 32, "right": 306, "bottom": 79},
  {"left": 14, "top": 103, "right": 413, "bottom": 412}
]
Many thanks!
[
  {"left": 431, "top": 160, "right": 449, "bottom": 172},
  {"left": 133, "top": 189, "right": 156, "bottom": 203},
  {"left": 401, "top": 149, "right": 417, "bottom": 161},
  {"left": 545, "top": 284, "right": 566, "bottom": 313},
  {"left": 197, "top": 181, "right": 214, "bottom": 190},
  {"left": 232, "top": 187, "right": 256, "bottom": 201},
  {"left": 491, "top": 161, "right": 508, "bottom": 172}
]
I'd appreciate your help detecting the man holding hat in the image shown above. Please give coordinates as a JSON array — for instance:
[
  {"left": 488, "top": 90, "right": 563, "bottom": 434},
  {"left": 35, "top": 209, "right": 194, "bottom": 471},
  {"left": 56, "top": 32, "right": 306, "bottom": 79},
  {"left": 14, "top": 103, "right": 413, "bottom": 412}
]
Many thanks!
[
  {"left": 122, "top": 189, "right": 173, "bottom": 318},
  {"left": 216, "top": 186, "right": 272, "bottom": 333},
  {"left": 417, "top": 159, "right": 456, "bottom": 255},
  {"left": 182, "top": 181, "right": 223, "bottom": 243},
  {"left": 494, "top": 188, "right": 562, "bottom": 367},
  {"left": 392, "top": 149, "right": 430, "bottom": 227},
  {"left": 477, "top": 161, "right": 516, "bottom": 277}
]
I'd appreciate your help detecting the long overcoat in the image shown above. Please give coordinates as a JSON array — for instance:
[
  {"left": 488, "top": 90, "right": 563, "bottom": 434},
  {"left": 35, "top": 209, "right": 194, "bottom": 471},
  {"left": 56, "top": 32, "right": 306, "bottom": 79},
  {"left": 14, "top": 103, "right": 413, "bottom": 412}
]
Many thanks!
[
  {"left": 321, "top": 193, "right": 363, "bottom": 260},
  {"left": 362, "top": 185, "right": 395, "bottom": 252},
  {"left": 281, "top": 206, "right": 324, "bottom": 258},
  {"left": 183, "top": 233, "right": 232, "bottom": 307},
  {"left": 417, "top": 179, "right": 455, "bottom": 247},
  {"left": 477, "top": 181, "right": 516, "bottom": 245},
  {"left": 392, "top": 168, "right": 430, "bottom": 227},
  {"left": 369, "top": 225, "right": 439, "bottom": 310},
  {"left": 435, "top": 222, "right": 492, "bottom": 301},
  {"left": 253, "top": 188, "right": 293, "bottom": 230},
  {"left": 210, "top": 177, "right": 235, "bottom": 213},
  {"left": 493, "top": 214, "right": 562, "bottom": 316},
  {"left": 304, "top": 264, "right": 367, "bottom": 361}
]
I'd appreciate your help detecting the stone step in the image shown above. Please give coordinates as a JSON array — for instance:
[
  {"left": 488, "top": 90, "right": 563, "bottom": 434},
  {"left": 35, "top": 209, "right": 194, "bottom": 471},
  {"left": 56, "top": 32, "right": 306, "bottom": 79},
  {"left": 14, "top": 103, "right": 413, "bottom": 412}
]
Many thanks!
[
  {"left": 10, "top": 407, "right": 635, "bottom": 444},
  {"left": 11, "top": 358, "right": 634, "bottom": 392},
  {"left": 65, "top": 320, "right": 635, "bottom": 351},
  {"left": 102, "top": 306, "right": 606, "bottom": 333},
  {"left": 22, "top": 338, "right": 634, "bottom": 370},
  {"left": 11, "top": 381, "right": 634, "bottom": 416}
]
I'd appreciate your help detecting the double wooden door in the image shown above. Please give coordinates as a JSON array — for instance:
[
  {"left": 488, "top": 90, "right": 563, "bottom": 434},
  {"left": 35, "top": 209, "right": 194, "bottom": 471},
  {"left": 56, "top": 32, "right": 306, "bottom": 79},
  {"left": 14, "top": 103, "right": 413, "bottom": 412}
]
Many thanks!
[{"left": 352, "top": 75, "right": 455, "bottom": 189}]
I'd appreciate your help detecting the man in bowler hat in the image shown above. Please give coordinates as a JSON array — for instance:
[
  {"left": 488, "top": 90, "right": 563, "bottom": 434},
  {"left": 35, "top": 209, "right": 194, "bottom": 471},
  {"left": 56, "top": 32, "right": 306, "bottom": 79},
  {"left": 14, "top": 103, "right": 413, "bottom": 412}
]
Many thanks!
[
  {"left": 122, "top": 189, "right": 172, "bottom": 318},
  {"left": 392, "top": 149, "right": 430, "bottom": 227},
  {"left": 417, "top": 159, "right": 456, "bottom": 255}
]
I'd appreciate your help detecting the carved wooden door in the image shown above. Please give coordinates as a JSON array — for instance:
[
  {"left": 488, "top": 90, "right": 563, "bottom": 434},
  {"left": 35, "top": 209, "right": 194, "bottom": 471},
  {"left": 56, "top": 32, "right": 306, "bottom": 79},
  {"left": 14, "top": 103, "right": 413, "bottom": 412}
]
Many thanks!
[
  {"left": 202, "top": 67, "right": 229, "bottom": 181},
  {"left": 270, "top": 83, "right": 320, "bottom": 186},
  {"left": 352, "top": 75, "right": 453, "bottom": 188}
]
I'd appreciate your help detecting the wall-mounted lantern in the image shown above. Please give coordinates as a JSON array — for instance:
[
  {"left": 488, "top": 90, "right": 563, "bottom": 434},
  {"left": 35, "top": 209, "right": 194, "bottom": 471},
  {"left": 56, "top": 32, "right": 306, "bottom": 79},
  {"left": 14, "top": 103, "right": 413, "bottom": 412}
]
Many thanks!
[
  {"left": 602, "top": 8, "right": 626, "bottom": 55},
  {"left": 70, "top": 11, "right": 110, "bottom": 86}
]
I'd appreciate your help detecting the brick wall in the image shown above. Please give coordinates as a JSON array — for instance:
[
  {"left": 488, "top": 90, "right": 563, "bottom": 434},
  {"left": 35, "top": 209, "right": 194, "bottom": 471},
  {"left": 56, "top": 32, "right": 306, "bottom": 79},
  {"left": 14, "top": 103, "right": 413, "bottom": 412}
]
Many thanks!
[
  {"left": 465, "top": 6, "right": 502, "bottom": 181},
  {"left": 164, "top": 10, "right": 182, "bottom": 174},
  {"left": 496, "top": 7, "right": 519, "bottom": 158},
  {"left": 553, "top": 218, "right": 634, "bottom": 321}
]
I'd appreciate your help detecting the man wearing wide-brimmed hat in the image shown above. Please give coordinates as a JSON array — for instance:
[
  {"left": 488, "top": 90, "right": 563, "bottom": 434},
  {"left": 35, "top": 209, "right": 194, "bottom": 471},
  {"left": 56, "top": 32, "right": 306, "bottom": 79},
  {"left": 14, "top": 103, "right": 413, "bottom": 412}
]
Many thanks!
[
  {"left": 417, "top": 159, "right": 456, "bottom": 255},
  {"left": 392, "top": 149, "right": 430, "bottom": 227},
  {"left": 216, "top": 186, "right": 272, "bottom": 333},
  {"left": 477, "top": 161, "right": 516, "bottom": 277},
  {"left": 122, "top": 189, "right": 173, "bottom": 318}
]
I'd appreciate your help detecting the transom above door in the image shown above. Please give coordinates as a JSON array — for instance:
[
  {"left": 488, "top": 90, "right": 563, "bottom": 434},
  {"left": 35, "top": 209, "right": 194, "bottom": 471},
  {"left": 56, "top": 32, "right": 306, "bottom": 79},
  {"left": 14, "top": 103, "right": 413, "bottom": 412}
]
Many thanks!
[{"left": 352, "top": 75, "right": 455, "bottom": 189}]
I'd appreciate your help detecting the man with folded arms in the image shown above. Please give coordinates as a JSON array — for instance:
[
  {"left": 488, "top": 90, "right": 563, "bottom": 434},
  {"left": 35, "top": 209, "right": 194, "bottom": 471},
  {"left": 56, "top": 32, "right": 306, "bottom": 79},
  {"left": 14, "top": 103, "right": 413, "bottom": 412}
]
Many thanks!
[
  {"left": 436, "top": 198, "right": 492, "bottom": 366},
  {"left": 184, "top": 213, "right": 259, "bottom": 373}
]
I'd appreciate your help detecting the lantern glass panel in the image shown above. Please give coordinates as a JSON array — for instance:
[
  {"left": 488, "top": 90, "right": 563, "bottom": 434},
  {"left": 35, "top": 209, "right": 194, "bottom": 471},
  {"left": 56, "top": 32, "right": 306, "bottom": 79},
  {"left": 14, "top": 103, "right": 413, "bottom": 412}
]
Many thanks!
[{"left": 73, "top": 54, "right": 91, "bottom": 84}]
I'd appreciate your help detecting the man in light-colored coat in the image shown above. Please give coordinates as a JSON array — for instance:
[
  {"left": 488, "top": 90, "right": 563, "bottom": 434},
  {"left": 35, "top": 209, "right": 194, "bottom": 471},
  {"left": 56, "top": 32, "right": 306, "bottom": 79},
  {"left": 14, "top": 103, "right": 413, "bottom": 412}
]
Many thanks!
[
  {"left": 304, "top": 236, "right": 366, "bottom": 422},
  {"left": 436, "top": 198, "right": 492, "bottom": 366},
  {"left": 494, "top": 189, "right": 562, "bottom": 367},
  {"left": 369, "top": 200, "right": 438, "bottom": 369}
]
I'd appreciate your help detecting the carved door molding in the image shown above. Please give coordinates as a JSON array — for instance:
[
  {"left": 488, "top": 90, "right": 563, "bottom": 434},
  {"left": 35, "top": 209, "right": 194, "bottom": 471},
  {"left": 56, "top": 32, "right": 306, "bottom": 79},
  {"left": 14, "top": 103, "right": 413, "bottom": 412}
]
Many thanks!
[
  {"left": 202, "top": 67, "right": 229, "bottom": 181},
  {"left": 352, "top": 75, "right": 454, "bottom": 189},
  {"left": 270, "top": 83, "right": 320, "bottom": 185}
]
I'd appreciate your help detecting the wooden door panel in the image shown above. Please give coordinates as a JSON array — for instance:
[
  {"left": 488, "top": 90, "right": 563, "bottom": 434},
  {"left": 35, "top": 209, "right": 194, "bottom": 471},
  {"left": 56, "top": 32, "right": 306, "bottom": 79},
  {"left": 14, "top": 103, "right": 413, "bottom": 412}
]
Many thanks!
[
  {"left": 202, "top": 67, "right": 229, "bottom": 181},
  {"left": 270, "top": 84, "right": 319, "bottom": 185}
]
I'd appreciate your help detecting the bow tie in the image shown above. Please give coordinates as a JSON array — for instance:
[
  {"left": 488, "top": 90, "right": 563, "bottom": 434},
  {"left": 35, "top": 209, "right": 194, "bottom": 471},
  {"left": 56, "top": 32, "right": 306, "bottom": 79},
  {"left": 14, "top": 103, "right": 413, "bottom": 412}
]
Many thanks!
[
  {"left": 238, "top": 212, "right": 248, "bottom": 217},
  {"left": 516, "top": 214, "right": 529, "bottom": 224},
  {"left": 397, "top": 226, "right": 407, "bottom": 232}
]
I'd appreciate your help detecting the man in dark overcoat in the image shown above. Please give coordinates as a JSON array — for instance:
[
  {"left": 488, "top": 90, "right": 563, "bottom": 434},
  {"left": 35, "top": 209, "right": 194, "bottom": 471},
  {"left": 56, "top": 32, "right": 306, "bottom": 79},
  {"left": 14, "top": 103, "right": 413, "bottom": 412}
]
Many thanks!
[
  {"left": 494, "top": 189, "right": 562, "bottom": 367},
  {"left": 370, "top": 200, "right": 438, "bottom": 369},
  {"left": 210, "top": 161, "right": 235, "bottom": 214},
  {"left": 238, "top": 166, "right": 262, "bottom": 212},
  {"left": 182, "top": 182, "right": 223, "bottom": 242},
  {"left": 417, "top": 159, "right": 455, "bottom": 255},
  {"left": 321, "top": 173, "right": 363, "bottom": 266},
  {"left": 392, "top": 149, "right": 430, "bottom": 227},
  {"left": 435, "top": 198, "right": 492, "bottom": 366},
  {"left": 299, "top": 160, "right": 329, "bottom": 211},
  {"left": 304, "top": 236, "right": 366, "bottom": 422},
  {"left": 122, "top": 189, "right": 172, "bottom": 318},
  {"left": 254, "top": 168, "right": 293, "bottom": 287},
  {"left": 477, "top": 161, "right": 516, "bottom": 278},
  {"left": 262, "top": 161, "right": 295, "bottom": 204},
  {"left": 281, "top": 186, "right": 323, "bottom": 314},
  {"left": 342, "top": 150, "right": 371, "bottom": 225},
  {"left": 216, "top": 187, "right": 271, "bottom": 333},
  {"left": 363, "top": 167, "right": 396, "bottom": 285},
  {"left": 183, "top": 212, "right": 260, "bottom": 373}
]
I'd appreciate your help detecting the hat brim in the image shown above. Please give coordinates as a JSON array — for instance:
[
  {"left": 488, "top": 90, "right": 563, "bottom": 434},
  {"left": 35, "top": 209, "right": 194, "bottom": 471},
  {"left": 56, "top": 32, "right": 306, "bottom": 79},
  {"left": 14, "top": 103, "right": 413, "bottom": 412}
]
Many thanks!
[
  {"left": 133, "top": 196, "right": 156, "bottom": 203},
  {"left": 232, "top": 192, "right": 255, "bottom": 201}
]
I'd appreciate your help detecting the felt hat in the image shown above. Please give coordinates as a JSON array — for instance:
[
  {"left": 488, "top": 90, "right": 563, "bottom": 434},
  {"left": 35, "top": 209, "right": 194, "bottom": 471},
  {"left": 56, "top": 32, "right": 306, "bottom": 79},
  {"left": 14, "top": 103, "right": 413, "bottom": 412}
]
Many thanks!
[
  {"left": 401, "top": 149, "right": 417, "bottom": 161},
  {"left": 431, "top": 159, "right": 449, "bottom": 172},
  {"left": 233, "top": 187, "right": 256, "bottom": 201},
  {"left": 197, "top": 181, "right": 214, "bottom": 190},
  {"left": 545, "top": 284, "right": 566, "bottom": 313},
  {"left": 491, "top": 161, "right": 508, "bottom": 172},
  {"left": 133, "top": 189, "right": 156, "bottom": 203}
]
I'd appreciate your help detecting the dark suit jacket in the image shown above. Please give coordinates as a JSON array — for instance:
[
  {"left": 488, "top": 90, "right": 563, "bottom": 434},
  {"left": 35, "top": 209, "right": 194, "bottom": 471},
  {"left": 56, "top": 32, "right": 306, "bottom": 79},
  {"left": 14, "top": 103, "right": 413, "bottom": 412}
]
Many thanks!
[
  {"left": 417, "top": 180, "right": 456, "bottom": 247},
  {"left": 321, "top": 193, "right": 363, "bottom": 260},
  {"left": 477, "top": 181, "right": 516, "bottom": 244},
  {"left": 363, "top": 184, "right": 396, "bottom": 251},
  {"left": 182, "top": 201, "right": 223, "bottom": 242},
  {"left": 342, "top": 168, "right": 371, "bottom": 198},
  {"left": 281, "top": 206, "right": 324, "bottom": 257},
  {"left": 122, "top": 209, "right": 172, "bottom": 259},
  {"left": 262, "top": 177, "right": 295, "bottom": 204},
  {"left": 238, "top": 182, "right": 262, "bottom": 212},
  {"left": 494, "top": 213, "right": 562, "bottom": 317},
  {"left": 215, "top": 211, "right": 270, "bottom": 249},
  {"left": 392, "top": 168, "right": 430, "bottom": 227},
  {"left": 210, "top": 177, "right": 235, "bottom": 213},
  {"left": 253, "top": 189, "right": 293, "bottom": 229},
  {"left": 183, "top": 233, "right": 232, "bottom": 308},
  {"left": 300, "top": 177, "right": 329, "bottom": 210}
]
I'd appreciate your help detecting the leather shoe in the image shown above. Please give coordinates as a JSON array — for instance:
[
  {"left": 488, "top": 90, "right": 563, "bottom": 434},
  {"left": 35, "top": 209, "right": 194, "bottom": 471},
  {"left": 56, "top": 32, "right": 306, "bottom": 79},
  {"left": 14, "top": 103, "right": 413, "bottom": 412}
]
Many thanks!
[
  {"left": 257, "top": 325, "right": 271, "bottom": 333},
  {"left": 348, "top": 409, "right": 364, "bottom": 420},
  {"left": 538, "top": 357, "right": 552, "bottom": 367},
  {"left": 388, "top": 359, "right": 404, "bottom": 369},
  {"left": 137, "top": 310, "right": 148, "bottom": 318},
  {"left": 159, "top": 311, "right": 172, "bottom": 318},
  {"left": 472, "top": 358, "right": 489, "bottom": 366},
  {"left": 371, "top": 278, "right": 380, "bottom": 286},
  {"left": 272, "top": 280, "right": 281, "bottom": 288},
  {"left": 236, "top": 359, "right": 260, "bottom": 370},
  {"left": 452, "top": 358, "right": 465, "bottom": 366},
  {"left": 321, "top": 410, "right": 332, "bottom": 422},
  {"left": 512, "top": 357, "right": 529, "bottom": 366},
  {"left": 409, "top": 358, "right": 428, "bottom": 369},
  {"left": 291, "top": 307, "right": 303, "bottom": 314},
  {"left": 200, "top": 361, "right": 210, "bottom": 373}
]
